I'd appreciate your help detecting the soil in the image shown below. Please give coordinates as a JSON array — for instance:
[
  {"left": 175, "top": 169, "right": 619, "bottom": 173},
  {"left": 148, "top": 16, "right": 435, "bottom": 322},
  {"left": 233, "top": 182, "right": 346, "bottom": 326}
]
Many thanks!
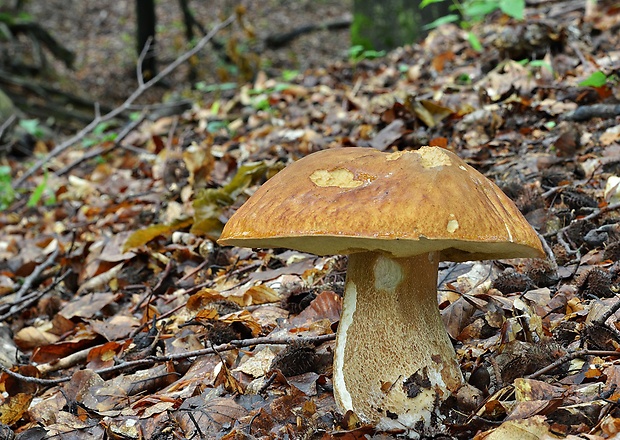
[{"left": 17, "top": 0, "right": 352, "bottom": 107}]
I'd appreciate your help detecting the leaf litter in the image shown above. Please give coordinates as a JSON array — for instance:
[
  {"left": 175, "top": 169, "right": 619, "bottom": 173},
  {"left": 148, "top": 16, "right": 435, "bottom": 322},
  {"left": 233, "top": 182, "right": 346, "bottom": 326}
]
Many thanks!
[{"left": 2, "top": 2, "right": 620, "bottom": 439}]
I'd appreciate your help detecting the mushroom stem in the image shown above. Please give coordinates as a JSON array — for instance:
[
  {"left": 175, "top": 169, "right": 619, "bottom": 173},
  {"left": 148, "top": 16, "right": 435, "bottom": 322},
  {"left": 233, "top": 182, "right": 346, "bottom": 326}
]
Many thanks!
[{"left": 333, "top": 251, "right": 463, "bottom": 431}]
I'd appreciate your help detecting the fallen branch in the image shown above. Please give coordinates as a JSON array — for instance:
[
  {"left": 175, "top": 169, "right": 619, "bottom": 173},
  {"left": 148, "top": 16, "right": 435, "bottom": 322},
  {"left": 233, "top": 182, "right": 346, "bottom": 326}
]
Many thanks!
[
  {"left": 0, "top": 333, "right": 336, "bottom": 386},
  {"left": 264, "top": 16, "right": 352, "bottom": 49},
  {"left": 0, "top": 269, "right": 70, "bottom": 322},
  {"left": 13, "top": 246, "right": 59, "bottom": 302},
  {"left": 526, "top": 349, "right": 620, "bottom": 380},
  {"left": 12, "top": 14, "right": 235, "bottom": 190},
  {"left": 55, "top": 112, "right": 148, "bottom": 176},
  {"left": 561, "top": 104, "right": 620, "bottom": 121},
  {"left": 0, "top": 114, "right": 16, "bottom": 140},
  {"left": 9, "top": 21, "right": 75, "bottom": 68}
]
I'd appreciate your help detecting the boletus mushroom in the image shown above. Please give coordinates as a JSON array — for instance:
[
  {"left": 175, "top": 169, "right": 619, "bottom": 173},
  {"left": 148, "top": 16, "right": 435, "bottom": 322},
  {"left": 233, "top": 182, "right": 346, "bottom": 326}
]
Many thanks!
[{"left": 218, "top": 147, "right": 544, "bottom": 433}]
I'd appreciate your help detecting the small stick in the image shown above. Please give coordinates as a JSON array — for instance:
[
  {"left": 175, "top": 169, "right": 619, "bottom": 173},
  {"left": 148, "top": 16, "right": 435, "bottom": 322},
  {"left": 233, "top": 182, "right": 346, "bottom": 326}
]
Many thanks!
[{"left": 13, "top": 246, "right": 59, "bottom": 302}]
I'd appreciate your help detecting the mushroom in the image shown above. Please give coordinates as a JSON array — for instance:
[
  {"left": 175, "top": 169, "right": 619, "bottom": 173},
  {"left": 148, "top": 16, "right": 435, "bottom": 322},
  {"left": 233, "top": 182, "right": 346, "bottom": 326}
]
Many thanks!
[{"left": 218, "top": 147, "right": 544, "bottom": 433}]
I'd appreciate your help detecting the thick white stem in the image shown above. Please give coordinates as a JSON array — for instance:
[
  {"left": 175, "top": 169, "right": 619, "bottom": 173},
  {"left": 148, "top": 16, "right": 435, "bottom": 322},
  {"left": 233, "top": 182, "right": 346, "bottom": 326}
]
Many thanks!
[{"left": 333, "top": 252, "right": 463, "bottom": 432}]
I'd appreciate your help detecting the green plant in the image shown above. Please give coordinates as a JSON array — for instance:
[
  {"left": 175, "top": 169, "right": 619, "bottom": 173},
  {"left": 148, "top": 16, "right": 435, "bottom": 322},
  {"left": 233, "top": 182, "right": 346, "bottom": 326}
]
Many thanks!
[
  {"left": 27, "top": 169, "right": 56, "bottom": 208},
  {"left": 421, "top": 0, "right": 525, "bottom": 52},
  {"left": 422, "top": 0, "right": 524, "bottom": 28},
  {"left": 348, "top": 45, "right": 386, "bottom": 63},
  {"left": 0, "top": 165, "right": 15, "bottom": 210},
  {"left": 579, "top": 71, "right": 618, "bottom": 87},
  {"left": 19, "top": 119, "right": 45, "bottom": 139},
  {"left": 281, "top": 70, "right": 300, "bottom": 82},
  {"left": 82, "top": 121, "right": 118, "bottom": 148},
  {"left": 518, "top": 58, "right": 554, "bottom": 75}
]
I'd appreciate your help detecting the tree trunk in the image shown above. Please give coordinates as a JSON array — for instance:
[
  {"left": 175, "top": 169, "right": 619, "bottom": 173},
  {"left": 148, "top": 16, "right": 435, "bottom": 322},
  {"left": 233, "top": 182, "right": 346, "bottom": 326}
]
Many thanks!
[{"left": 136, "top": 0, "right": 157, "bottom": 79}]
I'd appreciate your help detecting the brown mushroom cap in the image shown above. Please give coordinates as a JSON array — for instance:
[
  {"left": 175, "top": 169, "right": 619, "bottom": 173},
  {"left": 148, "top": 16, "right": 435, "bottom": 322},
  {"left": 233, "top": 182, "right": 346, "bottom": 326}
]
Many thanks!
[{"left": 219, "top": 147, "right": 544, "bottom": 261}]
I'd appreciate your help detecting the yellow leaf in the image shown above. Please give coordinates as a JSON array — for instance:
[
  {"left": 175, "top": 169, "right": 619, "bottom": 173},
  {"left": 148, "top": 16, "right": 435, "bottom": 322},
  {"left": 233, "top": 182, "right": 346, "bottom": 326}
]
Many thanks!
[{"left": 123, "top": 217, "right": 193, "bottom": 252}]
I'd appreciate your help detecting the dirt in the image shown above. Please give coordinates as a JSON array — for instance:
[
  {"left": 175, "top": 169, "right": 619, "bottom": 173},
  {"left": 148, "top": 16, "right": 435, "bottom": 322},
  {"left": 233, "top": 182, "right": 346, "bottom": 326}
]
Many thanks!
[{"left": 18, "top": 0, "right": 352, "bottom": 106}]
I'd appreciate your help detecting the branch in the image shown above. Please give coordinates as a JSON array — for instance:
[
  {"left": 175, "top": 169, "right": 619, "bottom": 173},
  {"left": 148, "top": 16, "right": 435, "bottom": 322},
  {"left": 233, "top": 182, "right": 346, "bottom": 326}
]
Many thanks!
[
  {"left": 10, "top": 21, "right": 75, "bottom": 68},
  {"left": 12, "top": 14, "right": 235, "bottom": 190},
  {"left": 13, "top": 246, "right": 59, "bottom": 302},
  {"left": 54, "top": 112, "right": 148, "bottom": 176},
  {"left": 526, "top": 349, "right": 620, "bottom": 380},
  {"left": 264, "top": 16, "right": 352, "bottom": 49},
  {"left": 0, "top": 333, "right": 335, "bottom": 386}
]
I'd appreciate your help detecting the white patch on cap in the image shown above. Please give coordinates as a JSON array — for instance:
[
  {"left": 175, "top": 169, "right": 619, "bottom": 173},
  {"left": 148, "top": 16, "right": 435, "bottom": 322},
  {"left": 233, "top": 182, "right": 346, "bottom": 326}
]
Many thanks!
[
  {"left": 415, "top": 146, "right": 452, "bottom": 168},
  {"left": 447, "top": 215, "right": 459, "bottom": 233},
  {"left": 310, "top": 168, "right": 363, "bottom": 188}
]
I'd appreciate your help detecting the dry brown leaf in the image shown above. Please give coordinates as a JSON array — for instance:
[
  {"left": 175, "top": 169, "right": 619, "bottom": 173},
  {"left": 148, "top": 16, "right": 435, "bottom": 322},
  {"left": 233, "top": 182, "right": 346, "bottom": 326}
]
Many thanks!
[
  {"left": 474, "top": 415, "right": 561, "bottom": 439},
  {"left": 59, "top": 292, "right": 119, "bottom": 319},
  {"left": 0, "top": 393, "right": 33, "bottom": 425},
  {"left": 14, "top": 325, "right": 60, "bottom": 350},
  {"left": 175, "top": 395, "right": 248, "bottom": 437},
  {"left": 290, "top": 290, "right": 342, "bottom": 326}
]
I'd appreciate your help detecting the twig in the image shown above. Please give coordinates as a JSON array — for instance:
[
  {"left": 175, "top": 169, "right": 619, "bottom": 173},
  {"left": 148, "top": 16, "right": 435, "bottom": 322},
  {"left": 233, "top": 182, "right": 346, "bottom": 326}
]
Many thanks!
[
  {"left": 55, "top": 112, "right": 148, "bottom": 176},
  {"left": 0, "top": 114, "right": 17, "bottom": 140},
  {"left": 136, "top": 36, "right": 153, "bottom": 88},
  {"left": 264, "top": 16, "right": 352, "bottom": 49},
  {"left": 536, "top": 232, "right": 557, "bottom": 268},
  {"left": 13, "top": 246, "right": 59, "bottom": 302},
  {"left": 12, "top": 14, "right": 235, "bottom": 190},
  {"left": 36, "top": 343, "right": 93, "bottom": 374},
  {"left": 526, "top": 349, "right": 620, "bottom": 380},
  {"left": 0, "top": 269, "right": 71, "bottom": 322},
  {"left": 0, "top": 333, "right": 336, "bottom": 385},
  {"left": 581, "top": 202, "right": 620, "bottom": 222},
  {"left": 594, "top": 296, "right": 620, "bottom": 326}
]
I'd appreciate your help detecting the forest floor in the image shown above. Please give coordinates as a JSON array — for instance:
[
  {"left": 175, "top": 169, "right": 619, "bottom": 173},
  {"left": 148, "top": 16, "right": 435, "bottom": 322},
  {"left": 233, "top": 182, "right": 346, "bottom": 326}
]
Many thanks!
[
  {"left": 15, "top": 0, "right": 352, "bottom": 106},
  {"left": 2, "top": 1, "right": 620, "bottom": 439}
]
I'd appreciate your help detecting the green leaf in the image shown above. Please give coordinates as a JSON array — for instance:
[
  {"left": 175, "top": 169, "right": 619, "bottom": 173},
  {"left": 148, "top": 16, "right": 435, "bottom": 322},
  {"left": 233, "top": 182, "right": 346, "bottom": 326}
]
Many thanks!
[
  {"left": 93, "top": 122, "right": 111, "bottom": 135},
  {"left": 579, "top": 71, "right": 609, "bottom": 87},
  {"left": 527, "top": 59, "right": 553, "bottom": 73},
  {"left": 423, "top": 14, "right": 459, "bottom": 30},
  {"left": 499, "top": 0, "right": 525, "bottom": 20},
  {"left": 27, "top": 172, "right": 48, "bottom": 207},
  {"left": 467, "top": 32, "right": 483, "bottom": 52},
  {"left": 281, "top": 70, "right": 299, "bottom": 81},
  {"left": 195, "top": 82, "right": 237, "bottom": 93},
  {"left": 19, "top": 119, "right": 44, "bottom": 139},
  {"left": 420, "top": 0, "right": 445, "bottom": 8},
  {"left": 0, "top": 165, "right": 15, "bottom": 211},
  {"left": 463, "top": 1, "right": 500, "bottom": 20}
]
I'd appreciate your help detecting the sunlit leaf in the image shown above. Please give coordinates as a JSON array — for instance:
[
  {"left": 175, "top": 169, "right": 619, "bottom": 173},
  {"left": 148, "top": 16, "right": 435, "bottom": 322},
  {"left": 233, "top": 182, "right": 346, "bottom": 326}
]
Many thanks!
[
  {"left": 467, "top": 32, "right": 483, "bottom": 52},
  {"left": 579, "top": 71, "right": 608, "bottom": 87},
  {"left": 420, "top": 0, "right": 446, "bottom": 8},
  {"left": 123, "top": 217, "right": 193, "bottom": 252},
  {"left": 499, "top": 0, "right": 525, "bottom": 20},
  {"left": 423, "top": 13, "right": 459, "bottom": 30}
]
